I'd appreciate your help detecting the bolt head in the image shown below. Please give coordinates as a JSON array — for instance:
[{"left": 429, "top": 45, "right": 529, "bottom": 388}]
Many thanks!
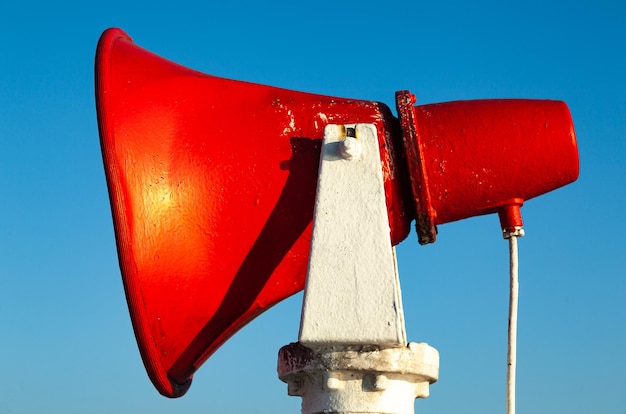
[{"left": 339, "top": 136, "right": 362, "bottom": 160}]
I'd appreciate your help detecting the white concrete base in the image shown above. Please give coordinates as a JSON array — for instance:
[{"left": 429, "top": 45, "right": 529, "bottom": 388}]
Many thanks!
[{"left": 278, "top": 342, "right": 439, "bottom": 414}]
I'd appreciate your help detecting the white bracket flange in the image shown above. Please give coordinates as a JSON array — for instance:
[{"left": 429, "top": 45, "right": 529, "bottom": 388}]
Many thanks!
[{"left": 298, "top": 124, "right": 406, "bottom": 347}]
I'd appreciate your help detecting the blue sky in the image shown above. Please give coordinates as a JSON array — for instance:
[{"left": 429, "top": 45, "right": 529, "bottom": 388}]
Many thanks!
[{"left": 1, "top": 0, "right": 624, "bottom": 413}]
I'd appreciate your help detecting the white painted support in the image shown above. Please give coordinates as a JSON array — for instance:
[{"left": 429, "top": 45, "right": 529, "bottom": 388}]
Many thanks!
[
  {"left": 278, "top": 124, "right": 439, "bottom": 414},
  {"left": 298, "top": 124, "right": 406, "bottom": 347}
]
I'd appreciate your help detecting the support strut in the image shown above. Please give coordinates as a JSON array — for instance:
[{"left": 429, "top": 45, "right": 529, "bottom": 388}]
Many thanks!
[{"left": 278, "top": 124, "right": 439, "bottom": 414}]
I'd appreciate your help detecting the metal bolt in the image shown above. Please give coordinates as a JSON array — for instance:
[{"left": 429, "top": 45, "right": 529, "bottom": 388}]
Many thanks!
[
  {"left": 374, "top": 374, "right": 389, "bottom": 391},
  {"left": 325, "top": 373, "right": 344, "bottom": 390},
  {"left": 339, "top": 136, "right": 362, "bottom": 160}
]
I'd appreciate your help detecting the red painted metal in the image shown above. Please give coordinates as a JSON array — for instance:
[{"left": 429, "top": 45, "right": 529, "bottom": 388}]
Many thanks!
[
  {"left": 95, "top": 28, "right": 579, "bottom": 397},
  {"left": 95, "top": 28, "right": 410, "bottom": 397},
  {"left": 396, "top": 91, "right": 579, "bottom": 243}
]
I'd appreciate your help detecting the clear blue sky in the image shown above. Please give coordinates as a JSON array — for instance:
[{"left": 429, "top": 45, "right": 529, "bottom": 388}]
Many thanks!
[{"left": 1, "top": 0, "right": 624, "bottom": 413}]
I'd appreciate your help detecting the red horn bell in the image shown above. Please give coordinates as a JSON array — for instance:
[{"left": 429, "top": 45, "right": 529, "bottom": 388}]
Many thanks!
[
  {"left": 95, "top": 28, "right": 411, "bottom": 397},
  {"left": 95, "top": 28, "right": 578, "bottom": 398}
]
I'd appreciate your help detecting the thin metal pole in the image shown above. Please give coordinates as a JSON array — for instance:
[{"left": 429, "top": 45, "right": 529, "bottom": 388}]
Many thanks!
[{"left": 507, "top": 235, "right": 520, "bottom": 414}]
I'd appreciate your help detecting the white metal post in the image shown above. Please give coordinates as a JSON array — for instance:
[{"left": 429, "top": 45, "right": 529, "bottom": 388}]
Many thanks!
[{"left": 278, "top": 124, "right": 439, "bottom": 414}]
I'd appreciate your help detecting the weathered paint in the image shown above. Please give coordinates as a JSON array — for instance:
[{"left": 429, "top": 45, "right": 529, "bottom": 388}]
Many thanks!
[{"left": 278, "top": 342, "right": 439, "bottom": 414}]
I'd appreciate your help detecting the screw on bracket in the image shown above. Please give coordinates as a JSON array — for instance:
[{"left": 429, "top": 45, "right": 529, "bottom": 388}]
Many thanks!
[{"left": 339, "top": 127, "right": 362, "bottom": 160}]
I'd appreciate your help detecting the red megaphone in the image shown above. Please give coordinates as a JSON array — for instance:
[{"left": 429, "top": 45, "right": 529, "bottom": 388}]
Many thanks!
[
  {"left": 95, "top": 28, "right": 412, "bottom": 397},
  {"left": 95, "top": 28, "right": 578, "bottom": 397}
]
